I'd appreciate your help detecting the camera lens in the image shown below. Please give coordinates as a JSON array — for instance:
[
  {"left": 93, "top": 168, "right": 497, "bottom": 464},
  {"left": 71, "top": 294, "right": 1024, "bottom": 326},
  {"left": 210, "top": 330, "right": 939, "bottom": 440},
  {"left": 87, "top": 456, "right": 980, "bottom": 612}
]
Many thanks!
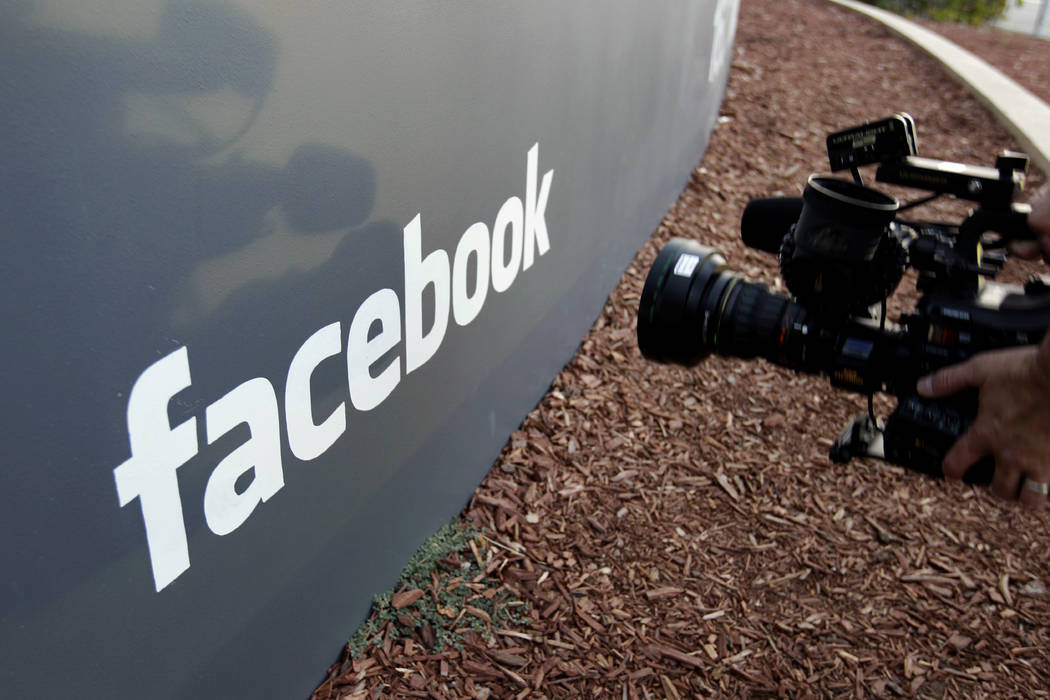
[{"left": 637, "top": 238, "right": 812, "bottom": 368}]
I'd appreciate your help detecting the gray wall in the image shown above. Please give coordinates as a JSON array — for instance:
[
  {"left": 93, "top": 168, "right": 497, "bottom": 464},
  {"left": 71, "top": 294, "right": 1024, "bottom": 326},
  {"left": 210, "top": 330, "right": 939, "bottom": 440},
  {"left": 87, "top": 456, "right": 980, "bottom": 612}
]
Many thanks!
[{"left": 0, "top": 0, "right": 738, "bottom": 697}]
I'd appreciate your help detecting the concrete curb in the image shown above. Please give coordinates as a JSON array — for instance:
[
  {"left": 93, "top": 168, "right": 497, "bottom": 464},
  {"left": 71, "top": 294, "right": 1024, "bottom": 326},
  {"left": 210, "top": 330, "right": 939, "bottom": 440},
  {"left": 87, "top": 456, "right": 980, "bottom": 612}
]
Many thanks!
[{"left": 827, "top": 0, "right": 1050, "bottom": 177}]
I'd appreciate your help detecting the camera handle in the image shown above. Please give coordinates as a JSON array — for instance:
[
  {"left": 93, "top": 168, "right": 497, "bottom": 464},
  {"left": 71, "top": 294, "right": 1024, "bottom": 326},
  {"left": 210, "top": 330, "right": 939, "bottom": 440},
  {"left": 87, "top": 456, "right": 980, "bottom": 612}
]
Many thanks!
[
  {"left": 829, "top": 394, "right": 993, "bottom": 485},
  {"left": 910, "top": 203, "right": 1033, "bottom": 297},
  {"left": 961, "top": 202, "right": 1033, "bottom": 251}
]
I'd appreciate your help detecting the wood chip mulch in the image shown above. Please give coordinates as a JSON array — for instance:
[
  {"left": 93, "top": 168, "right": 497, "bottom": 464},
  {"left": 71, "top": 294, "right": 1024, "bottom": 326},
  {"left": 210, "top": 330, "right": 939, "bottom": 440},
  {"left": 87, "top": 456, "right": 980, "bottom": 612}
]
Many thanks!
[
  {"left": 311, "top": 2, "right": 1050, "bottom": 697},
  {"left": 916, "top": 16, "right": 1050, "bottom": 105}
]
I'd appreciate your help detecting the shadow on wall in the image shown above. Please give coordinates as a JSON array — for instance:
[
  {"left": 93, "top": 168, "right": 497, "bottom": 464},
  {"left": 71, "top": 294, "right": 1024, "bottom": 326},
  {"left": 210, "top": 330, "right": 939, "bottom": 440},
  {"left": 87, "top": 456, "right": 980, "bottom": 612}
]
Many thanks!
[{"left": 0, "top": 0, "right": 395, "bottom": 610}]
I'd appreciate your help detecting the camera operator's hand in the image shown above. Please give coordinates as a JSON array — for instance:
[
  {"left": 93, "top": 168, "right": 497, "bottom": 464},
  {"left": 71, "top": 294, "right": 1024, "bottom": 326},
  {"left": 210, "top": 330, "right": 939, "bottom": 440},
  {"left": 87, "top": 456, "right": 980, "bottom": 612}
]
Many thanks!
[
  {"left": 917, "top": 334, "right": 1050, "bottom": 507},
  {"left": 1007, "top": 185, "right": 1050, "bottom": 262}
]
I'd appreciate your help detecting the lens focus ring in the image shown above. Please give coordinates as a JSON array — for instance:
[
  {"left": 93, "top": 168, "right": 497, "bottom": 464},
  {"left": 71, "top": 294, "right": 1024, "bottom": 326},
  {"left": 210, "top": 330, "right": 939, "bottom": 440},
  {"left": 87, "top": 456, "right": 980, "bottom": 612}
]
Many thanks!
[{"left": 720, "top": 281, "right": 793, "bottom": 361}]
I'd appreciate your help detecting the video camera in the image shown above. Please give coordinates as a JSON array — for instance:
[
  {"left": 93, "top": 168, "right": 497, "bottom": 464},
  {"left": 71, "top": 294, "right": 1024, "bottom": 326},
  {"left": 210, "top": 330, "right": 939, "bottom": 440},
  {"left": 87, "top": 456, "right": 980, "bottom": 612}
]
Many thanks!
[{"left": 637, "top": 114, "right": 1050, "bottom": 484}]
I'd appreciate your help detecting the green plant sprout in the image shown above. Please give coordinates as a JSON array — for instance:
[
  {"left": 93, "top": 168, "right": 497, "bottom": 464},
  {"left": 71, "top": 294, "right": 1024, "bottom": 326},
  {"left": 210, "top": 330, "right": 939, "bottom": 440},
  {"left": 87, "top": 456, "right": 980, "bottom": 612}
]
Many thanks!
[{"left": 348, "top": 519, "right": 529, "bottom": 657}]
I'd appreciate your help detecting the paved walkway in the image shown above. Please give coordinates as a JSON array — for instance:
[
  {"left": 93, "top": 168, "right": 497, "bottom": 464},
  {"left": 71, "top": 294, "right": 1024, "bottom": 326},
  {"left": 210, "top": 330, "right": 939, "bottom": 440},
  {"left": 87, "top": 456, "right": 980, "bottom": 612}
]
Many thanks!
[
  {"left": 828, "top": 0, "right": 1050, "bottom": 176},
  {"left": 993, "top": 0, "right": 1048, "bottom": 37}
]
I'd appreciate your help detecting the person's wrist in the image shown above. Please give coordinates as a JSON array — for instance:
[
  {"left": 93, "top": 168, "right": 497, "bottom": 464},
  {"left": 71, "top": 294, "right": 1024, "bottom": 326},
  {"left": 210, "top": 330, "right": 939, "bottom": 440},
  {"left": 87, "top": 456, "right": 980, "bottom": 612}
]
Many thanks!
[
  {"left": 1028, "top": 186, "right": 1050, "bottom": 239},
  {"left": 1032, "top": 334, "right": 1050, "bottom": 388}
]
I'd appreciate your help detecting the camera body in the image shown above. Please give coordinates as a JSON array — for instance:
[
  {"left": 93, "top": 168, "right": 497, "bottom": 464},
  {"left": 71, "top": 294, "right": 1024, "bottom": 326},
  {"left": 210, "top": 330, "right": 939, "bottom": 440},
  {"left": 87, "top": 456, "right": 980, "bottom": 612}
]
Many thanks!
[{"left": 638, "top": 115, "right": 1050, "bottom": 483}]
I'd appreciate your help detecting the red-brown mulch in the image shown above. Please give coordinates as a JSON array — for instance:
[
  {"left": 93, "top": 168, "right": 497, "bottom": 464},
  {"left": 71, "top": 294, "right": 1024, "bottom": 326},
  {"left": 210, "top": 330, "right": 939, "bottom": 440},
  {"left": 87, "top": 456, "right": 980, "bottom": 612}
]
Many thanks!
[
  {"left": 917, "top": 16, "right": 1050, "bottom": 105},
  {"left": 311, "top": 2, "right": 1050, "bottom": 698}
]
